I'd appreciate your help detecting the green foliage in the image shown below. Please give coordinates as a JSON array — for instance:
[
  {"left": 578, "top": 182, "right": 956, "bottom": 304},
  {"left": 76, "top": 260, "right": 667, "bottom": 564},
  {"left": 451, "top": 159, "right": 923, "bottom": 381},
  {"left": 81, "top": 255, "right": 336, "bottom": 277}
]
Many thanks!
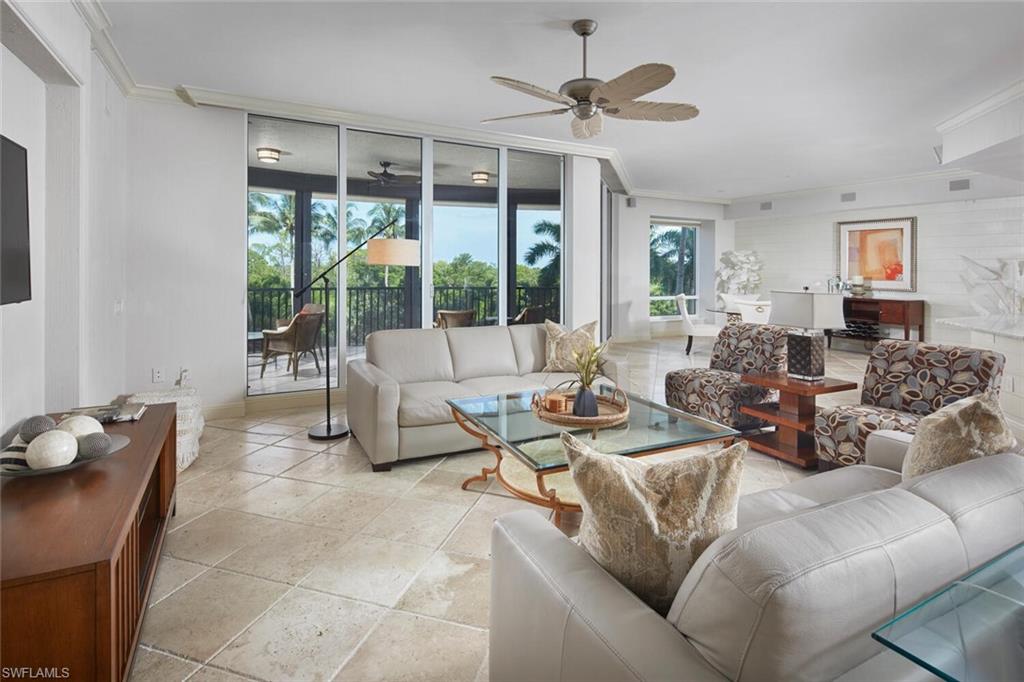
[
  {"left": 523, "top": 219, "right": 561, "bottom": 288},
  {"left": 649, "top": 225, "right": 696, "bottom": 297},
  {"left": 434, "top": 253, "right": 497, "bottom": 287},
  {"left": 247, "top": 247, "right": 290, "bottom": 289}
]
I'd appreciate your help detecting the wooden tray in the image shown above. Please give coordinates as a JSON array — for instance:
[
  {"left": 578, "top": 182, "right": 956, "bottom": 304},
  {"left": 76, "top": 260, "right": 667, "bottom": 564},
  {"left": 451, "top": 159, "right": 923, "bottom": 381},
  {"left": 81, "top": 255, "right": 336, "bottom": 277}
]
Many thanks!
[{"left": 531, "top": 388, "right": 630, "bottom": 436}]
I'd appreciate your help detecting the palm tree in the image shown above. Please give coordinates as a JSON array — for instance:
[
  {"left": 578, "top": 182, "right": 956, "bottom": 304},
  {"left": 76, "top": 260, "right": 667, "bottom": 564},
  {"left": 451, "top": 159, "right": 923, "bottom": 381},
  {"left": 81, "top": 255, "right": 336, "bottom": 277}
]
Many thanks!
[
  {"left": 345, "top": 202, "right": 369, "bottom": 246},
  {"left": 524, "top": 220, "right": 561, "bottom": 288},
  {"left": 248, "top": 191, "right": 296, "bottom": 280},
  {"left": 650, "top": 226, "right": 696, "bottom": 299}
]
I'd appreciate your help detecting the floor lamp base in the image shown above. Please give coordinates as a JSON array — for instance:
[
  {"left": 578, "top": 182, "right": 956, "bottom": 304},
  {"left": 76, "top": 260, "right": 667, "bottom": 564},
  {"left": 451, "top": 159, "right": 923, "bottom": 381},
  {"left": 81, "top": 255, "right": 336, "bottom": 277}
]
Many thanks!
[{"left": 308, "top": 418, "right": 350, "bottom": 441}]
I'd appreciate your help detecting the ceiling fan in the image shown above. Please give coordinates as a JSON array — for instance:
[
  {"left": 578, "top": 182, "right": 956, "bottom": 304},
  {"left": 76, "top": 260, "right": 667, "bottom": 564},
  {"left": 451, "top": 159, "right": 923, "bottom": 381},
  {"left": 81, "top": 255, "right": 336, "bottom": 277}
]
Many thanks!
[
  {"left": 483, "top": 19, "right": 699, "bottom": 140},
  {"left": 367, "top": 161, "right": 419, "bottom": 185}
]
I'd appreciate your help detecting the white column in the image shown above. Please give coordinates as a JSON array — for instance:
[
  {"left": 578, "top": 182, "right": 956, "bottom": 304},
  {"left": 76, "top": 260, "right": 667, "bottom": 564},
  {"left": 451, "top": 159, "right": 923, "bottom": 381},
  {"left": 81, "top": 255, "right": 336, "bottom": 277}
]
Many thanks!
[{"left": 563, "top": 155, "right": 602, "bottom": 330}]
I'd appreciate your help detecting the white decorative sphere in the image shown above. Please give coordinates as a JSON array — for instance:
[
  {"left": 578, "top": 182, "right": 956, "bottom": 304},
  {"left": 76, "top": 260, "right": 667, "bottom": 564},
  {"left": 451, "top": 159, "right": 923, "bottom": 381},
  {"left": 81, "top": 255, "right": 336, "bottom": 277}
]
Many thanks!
[
  {"left": 57, "top": 415, "right": 104, "bottom": 439},
  {"left": 25, "top": 430, "right": 78, "bottom": 469}
]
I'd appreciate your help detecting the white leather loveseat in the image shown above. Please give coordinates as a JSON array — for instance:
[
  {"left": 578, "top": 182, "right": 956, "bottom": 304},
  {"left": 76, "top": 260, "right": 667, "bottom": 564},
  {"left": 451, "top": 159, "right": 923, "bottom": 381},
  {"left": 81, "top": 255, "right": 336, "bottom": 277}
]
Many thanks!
[
  {"left": 346, "top": 324, "right": 626, "bottom": 471},
  {"left": 490, "top": 432, "right": 1024, "bottom": 681}
]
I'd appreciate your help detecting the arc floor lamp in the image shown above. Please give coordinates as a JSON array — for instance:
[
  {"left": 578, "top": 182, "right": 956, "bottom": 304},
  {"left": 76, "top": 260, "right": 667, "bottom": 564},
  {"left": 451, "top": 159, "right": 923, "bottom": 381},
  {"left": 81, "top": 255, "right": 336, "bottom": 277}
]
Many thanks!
[{"left": 294, "top": 218, "right": 420, "bottom": 440}]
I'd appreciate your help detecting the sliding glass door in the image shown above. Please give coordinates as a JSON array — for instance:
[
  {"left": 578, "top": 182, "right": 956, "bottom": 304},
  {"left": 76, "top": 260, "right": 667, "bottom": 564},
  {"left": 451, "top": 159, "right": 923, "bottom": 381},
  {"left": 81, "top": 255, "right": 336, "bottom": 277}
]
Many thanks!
[
  {"left": 508, "top": 150, "right": 562, "bottom": 324},
  {"left": 345, "top": 130, "right": 422, "bottom": 354},
  {"left": 246, "top": 115, "right": 339, "bottom": 396},
  {"left": 431, "top": 141, "right": 499, "bottom": 326}
]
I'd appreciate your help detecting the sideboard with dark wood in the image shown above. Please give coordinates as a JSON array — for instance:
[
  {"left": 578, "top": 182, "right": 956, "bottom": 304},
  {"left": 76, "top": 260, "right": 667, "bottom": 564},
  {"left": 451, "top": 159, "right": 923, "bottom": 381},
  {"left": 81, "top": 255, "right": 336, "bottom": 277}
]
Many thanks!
[
  {"left": 827, "top": 297, "right": 926, "bottom": 346},
  {"left": 1, "top": 404, "right": 177, "bottom": 682}
]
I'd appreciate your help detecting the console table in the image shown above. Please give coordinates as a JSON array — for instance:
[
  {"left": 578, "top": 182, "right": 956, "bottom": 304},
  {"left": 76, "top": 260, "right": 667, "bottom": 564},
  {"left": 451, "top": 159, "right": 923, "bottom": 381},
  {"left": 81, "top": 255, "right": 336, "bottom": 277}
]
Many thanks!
[
  {"left": 1, "top": 404, "right": 177, "bottom": 681},
  {"left": 740, "top": 373, "right": 858, "bottom": 469},
  {"left": 827, "top": 297, "right": 925, "bottom": 346}
]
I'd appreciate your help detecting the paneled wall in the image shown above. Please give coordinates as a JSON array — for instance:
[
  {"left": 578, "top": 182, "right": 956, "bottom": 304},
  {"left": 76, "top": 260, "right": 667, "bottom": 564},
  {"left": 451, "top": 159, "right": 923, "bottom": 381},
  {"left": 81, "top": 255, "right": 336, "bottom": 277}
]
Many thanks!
[{"left": 734, "top": 196, "right": 1024, "bottom": 345}]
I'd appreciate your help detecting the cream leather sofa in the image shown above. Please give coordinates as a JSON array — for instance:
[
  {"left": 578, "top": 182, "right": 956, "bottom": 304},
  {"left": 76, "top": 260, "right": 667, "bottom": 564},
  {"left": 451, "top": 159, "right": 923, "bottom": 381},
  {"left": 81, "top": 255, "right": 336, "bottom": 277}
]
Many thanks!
[
  {"left": 346, "top": 324, "right": 626, "bottom": 471},
  {"left": 491, "top": 432, "right": 1024, "bottom": 681}
]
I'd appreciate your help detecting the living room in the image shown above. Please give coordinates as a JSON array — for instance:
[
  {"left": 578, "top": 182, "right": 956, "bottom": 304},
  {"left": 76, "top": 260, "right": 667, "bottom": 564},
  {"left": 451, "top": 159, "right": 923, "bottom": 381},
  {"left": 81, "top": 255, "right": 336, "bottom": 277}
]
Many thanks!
[{"left": 1, "top": 2, "right": 1022, "bottom": 681}]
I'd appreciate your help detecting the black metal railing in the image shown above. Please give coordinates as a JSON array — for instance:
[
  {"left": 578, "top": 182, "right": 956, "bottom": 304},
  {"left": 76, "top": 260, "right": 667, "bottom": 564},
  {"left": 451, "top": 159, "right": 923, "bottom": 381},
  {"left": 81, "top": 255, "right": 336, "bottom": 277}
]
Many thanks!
[{"left": 248, "top": 285, "right": 560, "bottom": 349}]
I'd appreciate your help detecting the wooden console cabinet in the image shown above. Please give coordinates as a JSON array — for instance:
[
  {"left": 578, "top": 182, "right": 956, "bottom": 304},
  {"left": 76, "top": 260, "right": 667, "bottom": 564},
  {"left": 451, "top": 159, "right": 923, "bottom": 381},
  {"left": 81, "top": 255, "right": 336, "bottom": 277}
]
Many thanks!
[
  {"left": 1, "top": 404, "right": 177, "bottom": 682},
  {"left": 827, "top": 297, "right": 926, "bottom": 346}
]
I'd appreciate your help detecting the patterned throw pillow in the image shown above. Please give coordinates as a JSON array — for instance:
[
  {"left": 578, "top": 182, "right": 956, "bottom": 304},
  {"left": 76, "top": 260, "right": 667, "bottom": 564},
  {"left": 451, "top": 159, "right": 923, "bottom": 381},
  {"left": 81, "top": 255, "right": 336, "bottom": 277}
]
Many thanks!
[
  {"left": 902, "top": 392, "right": 1019, "bottom": 478},
  {"left": 563, "top": 432, "right": 746, "bottom": 615},
  {"left": 543, "top": 320, "right": 597, "bottom": 372}
]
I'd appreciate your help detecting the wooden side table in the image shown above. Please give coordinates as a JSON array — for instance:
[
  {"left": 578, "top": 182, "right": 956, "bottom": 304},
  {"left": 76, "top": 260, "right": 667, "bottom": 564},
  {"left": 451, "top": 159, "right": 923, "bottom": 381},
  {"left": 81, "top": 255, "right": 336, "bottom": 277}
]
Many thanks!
[{"left": 739, "top": 373, "right": 858, "bottom": 469}]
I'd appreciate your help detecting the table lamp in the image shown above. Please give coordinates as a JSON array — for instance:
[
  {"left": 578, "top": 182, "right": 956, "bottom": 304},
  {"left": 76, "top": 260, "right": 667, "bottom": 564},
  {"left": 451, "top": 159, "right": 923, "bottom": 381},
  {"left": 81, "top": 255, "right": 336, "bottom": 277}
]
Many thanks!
[{"left": 769, "top": 290, "right": 846, "bottom": 382}]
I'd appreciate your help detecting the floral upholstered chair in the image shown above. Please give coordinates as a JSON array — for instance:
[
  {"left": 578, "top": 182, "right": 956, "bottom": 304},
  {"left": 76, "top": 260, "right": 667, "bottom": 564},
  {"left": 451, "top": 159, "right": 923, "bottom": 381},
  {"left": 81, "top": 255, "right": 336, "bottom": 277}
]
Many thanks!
[
  {"left": 665, "top": 323, "right": 789, "bottom": 430},
  {"left": 815, "top": 339, "right": 1006, "bottom": 468}
]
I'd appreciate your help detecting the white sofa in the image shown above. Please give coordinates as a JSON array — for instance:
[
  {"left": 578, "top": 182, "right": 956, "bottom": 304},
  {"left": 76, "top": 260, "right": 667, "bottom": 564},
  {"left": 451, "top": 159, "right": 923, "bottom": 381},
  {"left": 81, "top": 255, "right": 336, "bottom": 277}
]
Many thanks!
[
  {"left": 346, "top": 324, "right": 626, "bottom": 470},
  {"left": 490, "top": 431, "right": 1024, "bottom": 681}
]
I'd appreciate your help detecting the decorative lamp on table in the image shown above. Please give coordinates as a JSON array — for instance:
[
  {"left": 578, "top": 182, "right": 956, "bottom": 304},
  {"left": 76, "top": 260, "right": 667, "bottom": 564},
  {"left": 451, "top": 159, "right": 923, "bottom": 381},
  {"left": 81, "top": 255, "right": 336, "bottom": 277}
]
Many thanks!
[
  {"left": 294, "top": 218, "right": 420, "bottom": 440},
  {"left": 769, "top": 290, "right": 846, "bottom": 382}
]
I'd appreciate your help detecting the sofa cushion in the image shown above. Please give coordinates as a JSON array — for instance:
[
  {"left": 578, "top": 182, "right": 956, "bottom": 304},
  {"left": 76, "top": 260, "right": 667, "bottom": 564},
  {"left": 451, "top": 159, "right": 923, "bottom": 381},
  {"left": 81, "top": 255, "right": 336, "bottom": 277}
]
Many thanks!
[
  {"left": 668, "top": 487, "right": 969, "bottom": 682},
  {"left": 543, "top": 320, "right": 596, "bottom": 372},
  {"left": 445, "top": 326, "right": 519, "bottom": 381},
  {"left": 565, "top": 432, "right": 746, "bottom": 615},
  {"left": 902, "top": 392, "right": 1018, "bottom": 478},
  {"left": 738, "top": 464, "right": 901, "bottom": 527},
  {"left": 367, "top": 329, "right": 455, "bottom": 384},
  {"left": 398, "top": 381, "right": 479, "bottom": 427},
  {"left": 508, "top": 323, "right": 547, "bottom": 375},
  {"left": 458, "top": 375, "right": 545, "bottom": 396},
  {"left": 899, "top": 453, "right": 1024, "bottom": 567}
]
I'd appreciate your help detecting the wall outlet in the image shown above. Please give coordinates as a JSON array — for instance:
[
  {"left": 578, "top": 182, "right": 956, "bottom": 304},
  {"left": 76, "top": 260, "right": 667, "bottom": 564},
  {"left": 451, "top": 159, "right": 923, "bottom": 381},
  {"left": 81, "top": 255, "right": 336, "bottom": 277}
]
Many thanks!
[{"left": 151, "top": 368, "right": 164, "bottom": 383}]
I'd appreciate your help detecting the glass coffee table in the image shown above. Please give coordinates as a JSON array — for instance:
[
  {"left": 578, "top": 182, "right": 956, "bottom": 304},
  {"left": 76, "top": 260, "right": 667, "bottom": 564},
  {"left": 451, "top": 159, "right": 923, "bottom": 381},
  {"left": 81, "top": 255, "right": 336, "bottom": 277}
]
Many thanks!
[
  {"left": 447, "top": 386, "right": 738, "bottom": 524},
  {"left": 872, "top": 542, "right": 1024, "bottom": 682}
]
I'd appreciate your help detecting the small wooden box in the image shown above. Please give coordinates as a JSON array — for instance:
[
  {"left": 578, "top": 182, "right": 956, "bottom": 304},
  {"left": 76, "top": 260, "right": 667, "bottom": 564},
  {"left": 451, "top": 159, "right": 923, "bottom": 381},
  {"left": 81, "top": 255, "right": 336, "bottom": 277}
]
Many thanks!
[{"left": 543, "top": 393, "right": 568, "bottom": 413}]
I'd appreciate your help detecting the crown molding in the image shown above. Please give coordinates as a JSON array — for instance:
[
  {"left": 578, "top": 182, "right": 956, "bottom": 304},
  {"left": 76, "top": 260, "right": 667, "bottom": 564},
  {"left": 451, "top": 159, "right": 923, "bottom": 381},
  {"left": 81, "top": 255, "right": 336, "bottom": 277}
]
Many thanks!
[
  {"left": 936, "top": 80, "right": 1024, "bottom": 134},
  {"left": 72, "top": 0, "right": 136, "bottom": 96},
  {"left": 730, "top": 167, "right": 980, "bottom": 204},
  {"left": 177, "top": 84, "right": 632, "bottom": 180},
  {"left": 628, "top": 189, "right": 730, "bottom": 206}
]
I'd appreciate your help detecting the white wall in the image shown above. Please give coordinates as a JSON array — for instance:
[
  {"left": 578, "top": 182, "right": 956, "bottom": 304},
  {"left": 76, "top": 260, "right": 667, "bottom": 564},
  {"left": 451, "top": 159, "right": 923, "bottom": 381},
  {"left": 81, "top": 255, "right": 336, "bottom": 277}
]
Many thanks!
[
  {"left": 733, "top": 195, "right": 1024, "bottom": 346},
  {"left": 81, "top": 52, "right": 129, "bottom": 403},
  {"left": 125, "top": 99, "right": 247, "bottom": 411},
  {"left": 1, "top": 46, "right": 47, "bottom": 428},
  {"left": 610, "top": 194, "right": 731, "bottom": 340},
  {"left": 564, "top": 155, "right": 602, "bottom": 331}
]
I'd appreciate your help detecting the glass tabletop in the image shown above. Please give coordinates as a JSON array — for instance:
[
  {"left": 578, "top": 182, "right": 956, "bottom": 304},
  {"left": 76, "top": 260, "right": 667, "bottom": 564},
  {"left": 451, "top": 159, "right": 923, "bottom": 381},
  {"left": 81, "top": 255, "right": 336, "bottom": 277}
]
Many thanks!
[
  {"left": 872, "top": 542, "right": 1024, "bottom": 682},
  {"left": 447, "top": 385, "right": 738, "bottom": 472}
]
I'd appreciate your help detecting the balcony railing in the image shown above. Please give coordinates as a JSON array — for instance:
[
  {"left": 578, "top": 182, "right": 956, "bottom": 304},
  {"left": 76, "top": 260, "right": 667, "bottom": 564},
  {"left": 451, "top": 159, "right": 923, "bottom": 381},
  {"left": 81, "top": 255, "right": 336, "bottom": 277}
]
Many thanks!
[{"left": 248, "top": 285, "right": 560, "bottom": 349}]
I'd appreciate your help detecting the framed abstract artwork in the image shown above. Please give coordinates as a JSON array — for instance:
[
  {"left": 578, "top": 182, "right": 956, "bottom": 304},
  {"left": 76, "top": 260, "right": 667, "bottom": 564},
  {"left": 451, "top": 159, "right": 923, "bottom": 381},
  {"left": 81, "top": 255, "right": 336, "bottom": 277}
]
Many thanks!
[{"left": 836, "top": 217, "right": 917, "bottom": 292}]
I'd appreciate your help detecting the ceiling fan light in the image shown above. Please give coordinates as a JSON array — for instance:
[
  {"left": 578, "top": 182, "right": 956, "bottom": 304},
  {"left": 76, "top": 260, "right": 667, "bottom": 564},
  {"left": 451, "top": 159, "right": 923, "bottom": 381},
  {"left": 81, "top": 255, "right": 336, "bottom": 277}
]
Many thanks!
[
  {"left": 256, "top": 147, "right": 280, "bottom": 163},
  {"left": 471, "top": 171, "right": 490, "bottom": 185}
]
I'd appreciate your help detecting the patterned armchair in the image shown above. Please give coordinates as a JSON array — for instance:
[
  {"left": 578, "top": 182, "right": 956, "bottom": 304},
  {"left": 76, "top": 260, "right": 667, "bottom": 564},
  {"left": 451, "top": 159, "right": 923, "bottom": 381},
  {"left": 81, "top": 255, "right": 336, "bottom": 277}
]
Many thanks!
[
  {"left": 665, "top": 323, "right": 789, "bottom": 429},
  {"left": 815, "top": 339, "right": 1006, "bottom": 468}
]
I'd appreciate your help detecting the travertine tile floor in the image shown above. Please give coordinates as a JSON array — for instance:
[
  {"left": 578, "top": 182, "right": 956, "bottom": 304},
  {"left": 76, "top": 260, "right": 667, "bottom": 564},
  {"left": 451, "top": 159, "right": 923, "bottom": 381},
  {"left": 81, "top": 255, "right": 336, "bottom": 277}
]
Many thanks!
[{"left": 131, "top": 338, "right": 870, "bottom": 682}]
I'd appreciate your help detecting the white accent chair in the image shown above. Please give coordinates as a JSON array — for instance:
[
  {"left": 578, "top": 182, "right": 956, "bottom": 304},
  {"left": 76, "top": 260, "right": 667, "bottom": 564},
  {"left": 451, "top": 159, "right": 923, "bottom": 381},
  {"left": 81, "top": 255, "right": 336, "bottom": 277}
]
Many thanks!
[
  {"left": 675, "top": 294, "right": 721, "bottom": 355},
  {"left": 735, "top": 300, "right": 772, "bottom": 323},
  {"left": 718, "top": 293, "right": 760, "bottom": 313}
]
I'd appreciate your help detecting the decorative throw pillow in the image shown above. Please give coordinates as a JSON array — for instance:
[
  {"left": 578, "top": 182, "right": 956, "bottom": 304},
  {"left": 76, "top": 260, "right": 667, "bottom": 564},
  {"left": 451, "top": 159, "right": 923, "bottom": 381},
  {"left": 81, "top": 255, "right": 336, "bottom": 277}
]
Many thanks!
[
  {"left": 563, "top": 432, "right": 746, "bottom": 614},
  {"left": 902, "top": 392, "right": 1019, "bottom": 478},
  {"left": 543, "top": 320, "right": 597, "bottom": 372}
]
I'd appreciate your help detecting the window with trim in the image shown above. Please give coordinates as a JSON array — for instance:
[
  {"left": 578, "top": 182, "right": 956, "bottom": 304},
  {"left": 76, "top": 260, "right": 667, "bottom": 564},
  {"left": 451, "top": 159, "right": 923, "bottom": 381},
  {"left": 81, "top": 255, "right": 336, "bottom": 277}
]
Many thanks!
[{"left": 649, "top": 221, "right": 698, "bottom": 317}]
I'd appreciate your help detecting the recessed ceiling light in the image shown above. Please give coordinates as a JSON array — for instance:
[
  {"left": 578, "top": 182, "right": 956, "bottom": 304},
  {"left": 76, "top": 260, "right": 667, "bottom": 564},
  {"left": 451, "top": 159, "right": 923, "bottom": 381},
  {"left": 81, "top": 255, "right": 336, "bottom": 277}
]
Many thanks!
[
  {"left": 257, "top": 147, "right": 281, "bottom": 163},
  {"left": 471, "top": 171, "right": 489, "bottom": 185}
]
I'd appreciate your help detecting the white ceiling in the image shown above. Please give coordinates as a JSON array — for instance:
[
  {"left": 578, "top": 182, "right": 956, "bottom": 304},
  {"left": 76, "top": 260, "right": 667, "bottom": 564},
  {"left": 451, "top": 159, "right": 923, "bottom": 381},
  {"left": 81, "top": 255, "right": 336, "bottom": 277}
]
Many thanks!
[{"left": 106, "top": 1, "right": 1024, "bottom": 199}]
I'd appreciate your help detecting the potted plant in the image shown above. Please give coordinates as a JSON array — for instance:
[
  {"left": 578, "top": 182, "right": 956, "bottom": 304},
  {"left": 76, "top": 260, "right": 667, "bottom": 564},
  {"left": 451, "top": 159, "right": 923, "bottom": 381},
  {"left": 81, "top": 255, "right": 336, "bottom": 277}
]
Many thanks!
[{"left": 571, "top": 341, "right": 606, "bottom": 417}]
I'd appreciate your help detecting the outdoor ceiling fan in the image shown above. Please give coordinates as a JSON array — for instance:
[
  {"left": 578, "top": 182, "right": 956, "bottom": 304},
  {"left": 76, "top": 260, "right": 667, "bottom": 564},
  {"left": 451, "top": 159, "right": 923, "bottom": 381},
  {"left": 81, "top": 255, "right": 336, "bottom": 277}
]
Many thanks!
[
  {"left": 367, "top": 161, "right": 419, "bottom": 186},
  {"left": 483, "top": 19, "right": 699, "bottom": 140}
]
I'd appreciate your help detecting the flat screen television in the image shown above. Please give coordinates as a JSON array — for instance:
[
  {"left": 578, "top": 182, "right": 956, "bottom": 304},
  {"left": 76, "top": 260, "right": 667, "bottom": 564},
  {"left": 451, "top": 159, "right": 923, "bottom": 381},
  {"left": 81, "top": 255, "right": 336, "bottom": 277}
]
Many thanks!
[{"left": 1, "top": 134, "right": 31, "bottom": 305}]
